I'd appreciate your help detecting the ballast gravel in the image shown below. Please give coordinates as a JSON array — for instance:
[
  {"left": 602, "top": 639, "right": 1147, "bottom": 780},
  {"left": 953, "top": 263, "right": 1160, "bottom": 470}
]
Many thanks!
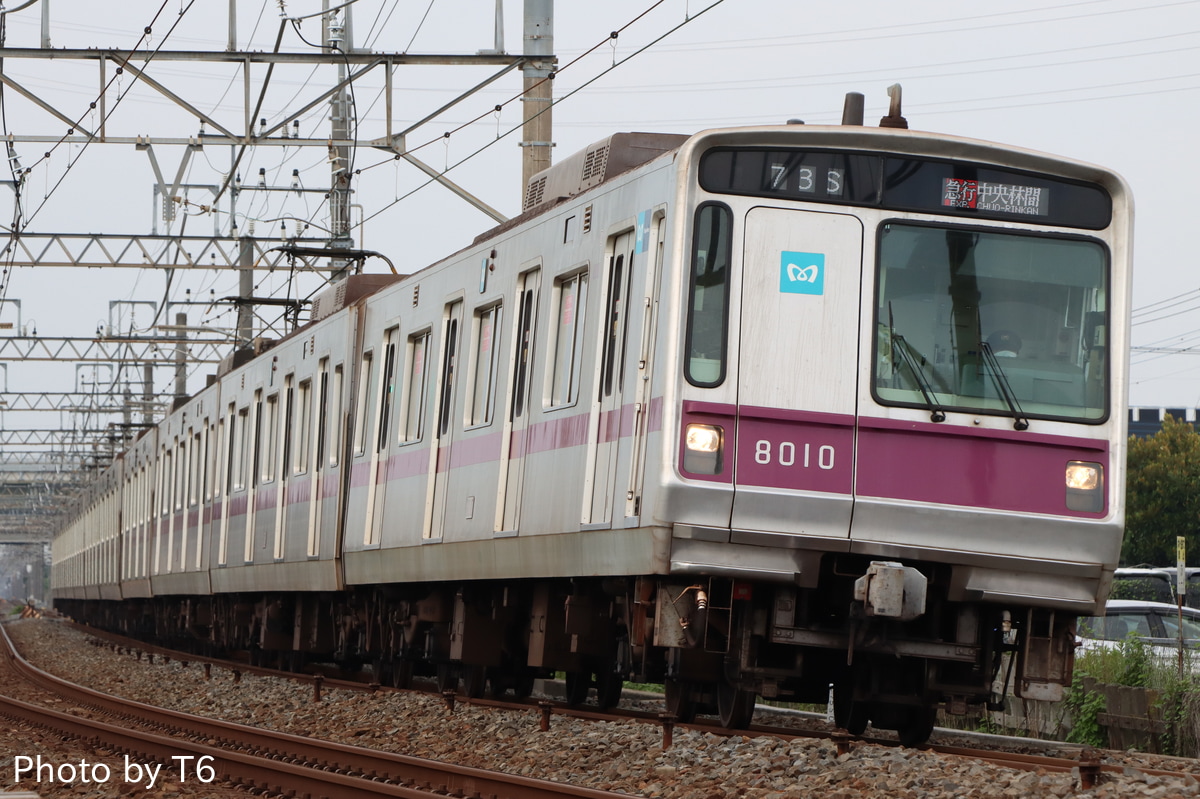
[{"left": 3, "top": 617, "right": 1200, "bottom": 799}]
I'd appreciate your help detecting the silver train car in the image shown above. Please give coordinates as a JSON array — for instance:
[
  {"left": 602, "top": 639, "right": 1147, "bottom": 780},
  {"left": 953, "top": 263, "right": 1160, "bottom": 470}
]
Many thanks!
[{"left": 52, "top": 99, "right": 1132, "bottom": 745}]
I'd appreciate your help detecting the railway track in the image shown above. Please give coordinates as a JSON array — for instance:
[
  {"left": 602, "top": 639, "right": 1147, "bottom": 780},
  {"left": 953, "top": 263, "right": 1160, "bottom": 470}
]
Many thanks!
[
  {"left": 18, "top": 620, "right": 1200, "bottom": 794},
  {"left": 0, "top": 620, "right": 633, "bottom": 799}
]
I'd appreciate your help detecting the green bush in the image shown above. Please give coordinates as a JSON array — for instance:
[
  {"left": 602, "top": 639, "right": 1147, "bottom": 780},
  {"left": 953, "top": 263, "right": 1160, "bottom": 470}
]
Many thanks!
[
  {"left": 1070, "top": 635, "right": 1200, "bottom": 756},
  {"left": 1064, "top": 670, "right": 1107, "bottom": 747}
]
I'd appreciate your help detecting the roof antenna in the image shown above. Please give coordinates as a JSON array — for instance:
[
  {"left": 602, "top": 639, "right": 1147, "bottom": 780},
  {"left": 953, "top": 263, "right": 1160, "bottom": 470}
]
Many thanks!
[
  {"left": 842, "top": 92, "right": 865, "bottom": 126},
  {"left": 879, "top": 84, "right": 908, "bottom": 129}
]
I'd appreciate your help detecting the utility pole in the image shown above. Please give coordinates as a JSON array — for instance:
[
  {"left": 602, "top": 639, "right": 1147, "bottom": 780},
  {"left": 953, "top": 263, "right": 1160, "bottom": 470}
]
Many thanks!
[
  {"left": 0, "top": 0, "right": 556, "bottom": 540},
  {"left": 236, "top": 233, "right": 256, "bottom": 349},
  {"left": 327, "top": 1, "right": 353, "bottom": 283},
  {"left": 521, "top": 0, "right": 555, "bottom": 190},
  {"left": 174, "top": 312, "right": 188, "bottom": 400}
]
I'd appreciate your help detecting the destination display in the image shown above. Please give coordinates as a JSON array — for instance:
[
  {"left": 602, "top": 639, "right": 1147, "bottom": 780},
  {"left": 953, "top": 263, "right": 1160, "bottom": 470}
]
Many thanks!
[{"left": 699, "top": 147, "right": 1112, "bottom": 229}]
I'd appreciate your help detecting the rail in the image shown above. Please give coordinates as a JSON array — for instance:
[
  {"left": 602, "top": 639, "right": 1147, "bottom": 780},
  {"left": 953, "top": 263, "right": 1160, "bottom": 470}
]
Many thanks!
[{"left": 0, "top": 621, "right": 634, "bottom": 799}]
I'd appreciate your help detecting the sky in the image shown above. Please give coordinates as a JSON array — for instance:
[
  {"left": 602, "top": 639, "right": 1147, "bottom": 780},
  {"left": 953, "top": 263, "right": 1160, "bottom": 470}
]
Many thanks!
[{"left": 0, "top": 0, "right": 1197, "bottom": 426}]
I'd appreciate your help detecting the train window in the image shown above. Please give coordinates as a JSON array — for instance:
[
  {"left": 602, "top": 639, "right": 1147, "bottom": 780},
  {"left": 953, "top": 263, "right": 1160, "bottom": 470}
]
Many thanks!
[
  {"left": 873, "top": 222, "right": 1109, "bottom": 423},
  {"left": 174, "top": 439, "right": 185, "bottom": 512},
  {"left": 511, "top": 270, "right": 540, "bottom": 420},
  {"left": 377, "top": 330, "right": 398, "bottom": 452},
  {"left": 600, "top": 245, "right": 629, "bottom": 399},
  {"left": 316, "top": 360, "right": 329, "bottom": 468},
  {"left": 401, "top": 332, "right": 430, "bottom": 443},
  {"left": 549, "top": 271, "right": 588, "bottom": 407},
  {"left": 263, "top": 392, "right": 280, "bottom": 483},
  {"left": 469, "top": 304, "right": 502, "bottom": 427},
  {"left": 161, "top": 449, "right": 172, "bottom": 515},
  {"left": 685, "top": 203, "right": 732, "bottom": 387},
  {"left": 215, "top": 416, "right": 226, "bottom": 499},
  {"left": 282, "top": 375, "right": 295, "bottom": 478},
  {"left": 437, "top": 309, "right": 461, "bottom": 436},
  {"left": 251, "top": 390, "right": 264, "bottom": 489},
  {"left": 190, "top": 431, "right": 202, "bottom": 506},
  {"left": 353, "top": 351, "right": 374, "bottom": 457},
  {"left": 201, "top": 425, "right": 211, "bottom": 503},
  {"left": 296, "top": 378, "right": 313, "bottom": 475},
  {"left": 230, "top": 405, "right": 244, "bottom": 492},
  {"left": 330, "top": 363, "right": 344, "bottom": 466}
]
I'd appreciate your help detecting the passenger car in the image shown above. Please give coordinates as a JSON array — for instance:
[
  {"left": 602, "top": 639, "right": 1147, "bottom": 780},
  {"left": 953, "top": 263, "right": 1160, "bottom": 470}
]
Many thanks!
[{"left": 1077, "top": 599, "right": 1200, "bottom": 667}]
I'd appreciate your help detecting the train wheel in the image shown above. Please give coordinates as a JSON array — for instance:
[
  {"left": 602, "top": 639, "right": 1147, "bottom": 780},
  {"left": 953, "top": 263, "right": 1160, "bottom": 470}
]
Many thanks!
[
  {"left": 663, "top": 678, "right": 696, "bottom": 723},
  {"left": 513, "top": 670, "right": 537, "bottom": 699},
  {"left": 716, "top": 679, "right": 756, "bottom": 729},
  {"left": 896, "top": 706, "right": 937, "bottom": 748},
  {"left": 564, "top": 671, "right": 591, "bottom": 707},
  {"left": 392, "top": 658, "right": 414, "bottom": 689},
  {"left": 462, "top": 665, "right": 487, "bottom": 699},
  {"left": 596, "top": 669, "right": 623, "bottom": 710},
  {"left": 833, "top": 681, "right": 868, "bottom": 736},
  {"left": 436, "top": 663, "right": 458, "bottom": 694}
]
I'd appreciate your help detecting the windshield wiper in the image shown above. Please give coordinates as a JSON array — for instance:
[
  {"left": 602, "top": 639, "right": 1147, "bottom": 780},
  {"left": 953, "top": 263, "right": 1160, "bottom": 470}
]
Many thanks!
[
  {"left": 979, "top": 342, "right": 1030, "bottom": 431},
  {"left": 892, "top": 333, "right": 946, "bottom": 423}
]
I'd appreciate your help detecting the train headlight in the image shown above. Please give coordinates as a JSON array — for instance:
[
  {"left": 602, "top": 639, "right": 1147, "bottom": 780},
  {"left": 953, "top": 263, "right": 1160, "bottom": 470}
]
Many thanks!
[
  {"left": 686, "top": 424, "right": 722, "bottom": 453},
  {"left": 683, "top": 424, "right": 724, "bottom": 475},
  {"left": 1065, "top": 461, "right": 1103, "bottom": 512}
]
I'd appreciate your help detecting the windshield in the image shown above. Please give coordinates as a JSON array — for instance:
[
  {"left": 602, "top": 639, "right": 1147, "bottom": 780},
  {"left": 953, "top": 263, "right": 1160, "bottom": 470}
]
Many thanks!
[{"left": 873, "top": 223, "right": 1109, "bottom": 422}]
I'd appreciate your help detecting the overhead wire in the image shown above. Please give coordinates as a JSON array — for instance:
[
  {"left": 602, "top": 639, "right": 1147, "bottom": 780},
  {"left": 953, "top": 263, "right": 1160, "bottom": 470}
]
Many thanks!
[
  {"left": 555, "top": 30, "right": 1200, "bottom": 96},
  {"left": 404, "top": 0, "right": 438, "bottom": 54},
  {"left": 632, "top": 0, "right": 1199, "bottom": 53},
  {"left": 0, "top": 0, "right": 199, "bottom": 307},
  {"left": 356, "top": 0, "right": 720, "bottom": 230}
]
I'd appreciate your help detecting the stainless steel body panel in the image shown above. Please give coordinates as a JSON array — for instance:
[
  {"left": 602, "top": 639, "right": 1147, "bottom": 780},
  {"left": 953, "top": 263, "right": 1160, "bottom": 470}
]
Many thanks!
[{"left": 343, "top": 525, "right": 671, "bottom": 585}]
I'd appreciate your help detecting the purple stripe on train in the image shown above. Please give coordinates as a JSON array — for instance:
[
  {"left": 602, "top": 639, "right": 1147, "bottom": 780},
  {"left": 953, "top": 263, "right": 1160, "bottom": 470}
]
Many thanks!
[
  {"left": 856, "top": 417, "right": 1108, "bottom": 517},
  {"left": 735, "top": 406, "right": 855, "bottom": 495}
]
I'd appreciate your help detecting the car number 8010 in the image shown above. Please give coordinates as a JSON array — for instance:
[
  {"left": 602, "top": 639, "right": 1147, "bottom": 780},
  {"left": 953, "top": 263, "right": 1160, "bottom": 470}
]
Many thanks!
[{"left": 754, "top": 440, "right": 835, "bottom": 470}]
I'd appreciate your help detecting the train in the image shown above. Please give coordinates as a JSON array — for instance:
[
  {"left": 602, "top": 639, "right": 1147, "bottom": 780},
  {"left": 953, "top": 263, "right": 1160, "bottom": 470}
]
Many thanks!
[{"left": 51, "top": 90, "right": 1133, "bottom": 746}]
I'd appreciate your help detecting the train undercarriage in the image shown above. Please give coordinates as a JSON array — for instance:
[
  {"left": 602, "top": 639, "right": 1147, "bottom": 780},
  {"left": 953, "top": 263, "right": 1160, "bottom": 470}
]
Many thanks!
[{"left": 56, "top": 555, "right": 1076, "bottom": 746}]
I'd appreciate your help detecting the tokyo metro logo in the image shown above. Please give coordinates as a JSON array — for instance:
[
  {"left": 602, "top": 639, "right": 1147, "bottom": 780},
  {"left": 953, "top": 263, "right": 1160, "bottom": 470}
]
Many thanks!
[{"left": 780, "top": 251, "right": 824, "bottom": 295}]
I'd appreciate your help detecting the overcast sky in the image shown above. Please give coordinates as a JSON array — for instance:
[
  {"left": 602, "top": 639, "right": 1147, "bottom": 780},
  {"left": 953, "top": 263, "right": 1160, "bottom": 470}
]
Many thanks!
[{"left": 0, "top": 0, "right": 1195, "bottom": 412}]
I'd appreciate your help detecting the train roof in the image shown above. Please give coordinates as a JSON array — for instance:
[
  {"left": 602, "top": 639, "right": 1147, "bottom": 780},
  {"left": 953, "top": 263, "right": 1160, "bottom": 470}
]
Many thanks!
[{"left": 521, "top": 131, "right": 689, "bottom": 214}]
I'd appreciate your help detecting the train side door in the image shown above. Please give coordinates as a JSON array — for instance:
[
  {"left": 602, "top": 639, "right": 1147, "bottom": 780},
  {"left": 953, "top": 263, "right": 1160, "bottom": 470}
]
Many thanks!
[
  {"left": 244, "top": 390, "right": 262, "bottom": 563},
  {"left": 365, "top": 329, "right": 398, "bottom": 547},
  {"left": 274, "top": 376, "right": 294, "bottom": 560},
  {"left": 425, "top": 301, "right": 463, "bottom": 540},
  {"left": 732, "top": 207, "right": 862, "bottom": 538},
  {"left": 625, "top": 213, "right": 665, "bottom": 520},
  {"left": 585, "top": 230, "right": 635, "bottom": 526},
  {"left": 307, "top": 360, "right": 329, "bottom": 556},
  {"left": 497, "top": 267, "right": 540, "bottom": 534}
]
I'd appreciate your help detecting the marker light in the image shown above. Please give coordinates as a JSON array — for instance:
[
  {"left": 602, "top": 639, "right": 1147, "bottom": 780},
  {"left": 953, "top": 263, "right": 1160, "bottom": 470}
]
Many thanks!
[
  {"left": 1065, "top": 461, "right": 1103, "bottom": 512},
  {"left": 683, "top": 424, "right": 723, "bottom": 475}
]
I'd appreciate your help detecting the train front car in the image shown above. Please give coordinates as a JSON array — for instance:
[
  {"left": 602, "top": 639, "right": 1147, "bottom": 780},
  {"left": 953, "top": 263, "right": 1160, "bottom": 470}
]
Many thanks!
[{"left": 657, "top": 121, "right": 1131, "bottom": 743}]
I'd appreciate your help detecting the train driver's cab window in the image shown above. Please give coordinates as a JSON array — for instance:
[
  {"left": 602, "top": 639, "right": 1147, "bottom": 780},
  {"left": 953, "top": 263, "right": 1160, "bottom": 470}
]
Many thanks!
[
  {"left": 548, "top": 271, "right": 588, "bottom": 408},
  {"left": 685, "top": 203, "right": 732, "bottom": 387},
  {"left": 873, "top": 223, "right": 1109, "bottom": 423}
]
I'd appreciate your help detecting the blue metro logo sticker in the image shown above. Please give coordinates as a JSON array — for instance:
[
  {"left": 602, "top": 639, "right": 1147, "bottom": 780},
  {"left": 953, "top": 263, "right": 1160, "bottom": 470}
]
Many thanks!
[{"left": 780, "top": 251, "right": 825, "bottom": 295}]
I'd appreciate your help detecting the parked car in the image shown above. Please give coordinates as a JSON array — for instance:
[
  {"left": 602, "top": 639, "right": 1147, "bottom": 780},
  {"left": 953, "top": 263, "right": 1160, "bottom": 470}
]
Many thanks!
[
  {"left": 1077, "top": 599, "right": 1200, "bottom": 668},
  {"left": 1111, "top": 567, "right": 1200, "bottom": 609}
]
